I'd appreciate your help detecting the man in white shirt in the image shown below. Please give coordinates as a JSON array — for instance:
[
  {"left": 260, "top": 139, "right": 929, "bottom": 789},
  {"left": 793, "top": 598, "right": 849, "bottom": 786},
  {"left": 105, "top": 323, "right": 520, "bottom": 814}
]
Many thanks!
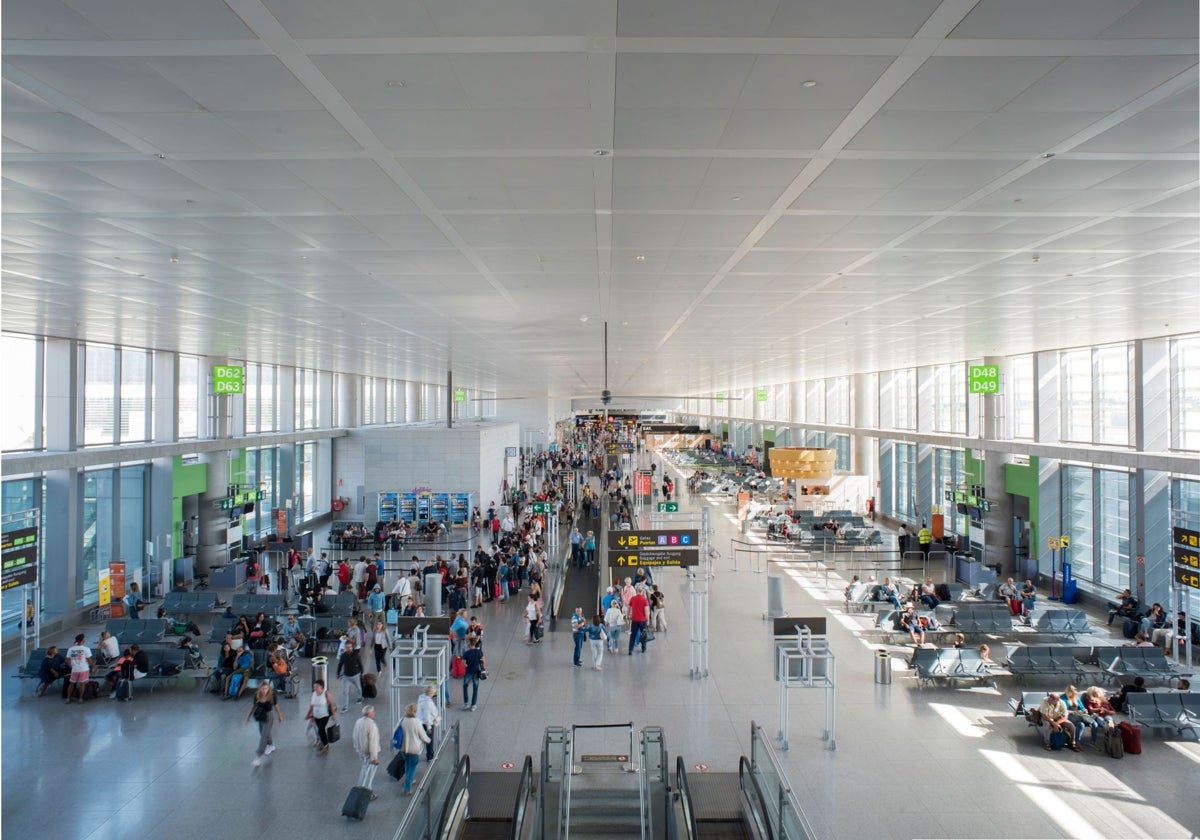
[
  {"left": 352, "top": 705, "right": 381, "bottom": 798},
  {"left": 390, "top": 573, "right": 412, "bottom": 612},
  {"left": 352, "top": 557, "right": 369, "bottom": 597},
  {"left": 501, "top": 513, "right": 516, "bottom": 537},
  {"left": 65, "top": 634, "right": 93, "bottom": 704}
]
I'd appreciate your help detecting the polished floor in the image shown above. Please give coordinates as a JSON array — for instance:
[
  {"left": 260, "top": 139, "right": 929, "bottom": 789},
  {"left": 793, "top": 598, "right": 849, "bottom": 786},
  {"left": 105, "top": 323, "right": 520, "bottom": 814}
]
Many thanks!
[{"left": 4, "top": 464, "right": 1200, "bottom": 840}]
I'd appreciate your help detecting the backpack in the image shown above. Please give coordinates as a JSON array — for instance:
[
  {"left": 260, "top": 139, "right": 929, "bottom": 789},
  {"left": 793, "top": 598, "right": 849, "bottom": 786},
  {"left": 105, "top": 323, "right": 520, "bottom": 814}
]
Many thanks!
[
  {"left": 1104, "top": 726, "right": 1124, "bottom": 759},
  {"left": 1122, "top": 619, "right": 1139, "bottom": 639}
]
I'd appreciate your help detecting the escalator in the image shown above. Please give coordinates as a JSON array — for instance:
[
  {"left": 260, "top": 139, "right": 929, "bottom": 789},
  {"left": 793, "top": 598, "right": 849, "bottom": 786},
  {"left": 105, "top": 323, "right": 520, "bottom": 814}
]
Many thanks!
[
  {"left": 438, "top": 755, "right": 535, "bottom": 840},
  {"left": 555, "top": 500, "right": 602, "bottom": 623},
  {"left": 672, "top": 757, "right": 767, "bottom": 839}
]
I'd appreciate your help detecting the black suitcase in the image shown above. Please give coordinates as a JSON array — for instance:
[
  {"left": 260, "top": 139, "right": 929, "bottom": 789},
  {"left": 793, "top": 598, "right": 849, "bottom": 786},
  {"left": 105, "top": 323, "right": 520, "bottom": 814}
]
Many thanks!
[
  {"left": 303, "top": 638, "right": 317, "bottom": 658},
  {"left": 115, "top": 679, "right": 132, "bottom": 701},
  {"left": 342, "top": 786, "right": 373, "bottom": 820},
  {"left": 386, "top": 751, "right": 406, "bottom": 780}
]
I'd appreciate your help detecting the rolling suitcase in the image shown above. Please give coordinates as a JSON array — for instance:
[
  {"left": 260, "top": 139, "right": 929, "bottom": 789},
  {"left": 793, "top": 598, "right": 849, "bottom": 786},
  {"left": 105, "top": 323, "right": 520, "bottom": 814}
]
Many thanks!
[
  {"left": 386, "top": 751, "right": 406, "bottom": 780},
  {"left": 342, "top": 786, "right": 373, "bottom": 820},
  {"left": 1117, "top": 721, "right": 1142, "bottom": 754},
  {"left": 361, "top": 673, "right": 377, "bottom": 699},
  {"left": 228, "top": 672, "right": 244, "bottom": 698},
  {"left": 115, "top": 678, "right": 132, "bottom": 701}
]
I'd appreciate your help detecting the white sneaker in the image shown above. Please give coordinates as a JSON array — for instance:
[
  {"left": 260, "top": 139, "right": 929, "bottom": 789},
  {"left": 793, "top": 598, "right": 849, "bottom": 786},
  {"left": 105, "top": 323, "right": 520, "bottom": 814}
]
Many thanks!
[
  {"left": 252, "top": 757, "right": 261, "bottom": 767},
  {"left": 264, "top": 745, "right": 276, "bottom": 755}
]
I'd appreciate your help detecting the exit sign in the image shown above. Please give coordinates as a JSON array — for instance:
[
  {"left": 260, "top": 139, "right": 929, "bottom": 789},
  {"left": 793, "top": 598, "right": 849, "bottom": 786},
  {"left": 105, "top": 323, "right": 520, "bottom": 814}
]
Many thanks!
[
  {"left": 213, "top": 365, "right": 244, "bottom": 394},
  {"left": 453, "top": 388, "right": 467, "bottom": 403},
  {"left": 530, "top": 502, "right": 552, "bottom": 514},
  {"left": 755, "top": 388, "right": 768, "bottom": 402},
  {"left": 657, "top": 502, "right": 679, "bottom": 512},
  {"left": 968, "top": 365, "right": 999, "bottom": 394}
]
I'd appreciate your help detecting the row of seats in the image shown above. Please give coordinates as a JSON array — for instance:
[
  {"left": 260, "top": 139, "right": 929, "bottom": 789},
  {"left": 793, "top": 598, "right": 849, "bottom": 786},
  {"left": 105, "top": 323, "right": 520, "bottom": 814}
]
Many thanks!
[
  {"left": 229, "top": 593, "right": 288, "bottom": 614},
  {"left": 1125, "top": 692, "right": 1200, "bottom": 737},
  {"left": 1101, "top": 648, "right": 1196, "bottom": 684},
  {"left": 161, "top": 592, "right": 223, "bottom": 617},
  {"left": 104, "top": 619, "right": 165, "bottom": 645},
  {"left": 909, "top": 647, "right": 992, "bottom": 686}
]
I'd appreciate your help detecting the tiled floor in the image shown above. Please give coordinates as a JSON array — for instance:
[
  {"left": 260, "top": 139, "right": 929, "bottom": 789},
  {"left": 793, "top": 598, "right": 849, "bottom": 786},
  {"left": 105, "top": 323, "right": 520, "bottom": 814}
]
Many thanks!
[{"left": 4, "top": 464, "right": 1200, "bottom": 840}]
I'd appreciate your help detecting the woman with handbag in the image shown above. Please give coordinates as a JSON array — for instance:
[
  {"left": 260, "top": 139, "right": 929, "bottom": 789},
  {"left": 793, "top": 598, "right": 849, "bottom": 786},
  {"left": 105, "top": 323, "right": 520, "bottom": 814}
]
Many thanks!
[{"left": 305, "top": 679, "right": 337, "bottom": 754}]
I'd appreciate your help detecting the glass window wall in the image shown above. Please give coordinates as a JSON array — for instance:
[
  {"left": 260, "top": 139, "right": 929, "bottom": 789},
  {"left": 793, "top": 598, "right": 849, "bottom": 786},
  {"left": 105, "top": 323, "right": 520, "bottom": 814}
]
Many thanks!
[
  {"left": 1096, "top": 344, "right": 1130, "bottom": 446},
  {"left": 1061, "top": 465, "right": 1095, "bottom": 583},
  {"left": 1172, "top": 336, "right": 1200, "bottom": 451},
  {"left": 119, "top": 348, "right": 150, "bottom": 442},
  {"left": 82, "top": 344, "right": 117, "bottom": 446},
  {"left": 1010, "top": 355, "right": 1035, "bottom": 440},
  {"left": 179, "top": 355, "right": 200, "bottom": 439},
  {"left": 1, "top": 334, "right": 42, "bottom": 451}
]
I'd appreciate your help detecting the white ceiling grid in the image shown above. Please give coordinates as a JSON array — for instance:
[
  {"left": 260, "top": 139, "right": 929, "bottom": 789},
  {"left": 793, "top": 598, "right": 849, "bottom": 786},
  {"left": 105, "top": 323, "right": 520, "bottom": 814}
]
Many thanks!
[{"left": 2, "top": 0, "right": 1198, "bottom": 397}]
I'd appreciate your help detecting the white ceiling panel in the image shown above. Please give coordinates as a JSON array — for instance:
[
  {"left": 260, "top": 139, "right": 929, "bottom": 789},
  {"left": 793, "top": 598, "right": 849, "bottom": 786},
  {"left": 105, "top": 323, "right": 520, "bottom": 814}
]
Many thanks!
[
  {"left": 950, "top": 0, "right": 1139, "bottom": 39},
  {"left": 617, "top": 54, "right": 756, "bottom": 110},
  {"left": 887, "top": 57, "right": 1061, "bottom": 112},
  {"left": 2, "top": 0, "right": 1197, "bottom": 389},
  {"left": 1005, "top": 56, "right": 1198, "bottom": 113},
  {"left": 719, "top": 109, "right": 848, "bottom": 149},
  {"left": 263, "top": 0, "right": 437, "bottom": 39},
  {"left": 766, "top": 0, "right": 941, "bottom": 37},
  {"left": 736, "top": 56, "right": 894, "bottom": 110},
  {"left": 63, "top": 0, "right": 255, "bottom": 39}
]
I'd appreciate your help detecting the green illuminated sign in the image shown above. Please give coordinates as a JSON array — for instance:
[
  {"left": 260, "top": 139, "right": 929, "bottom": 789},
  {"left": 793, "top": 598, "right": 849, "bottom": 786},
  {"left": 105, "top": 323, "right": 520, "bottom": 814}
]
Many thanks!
[
  {"left": 453, "top": 388, "right": 467, "bottom": 403},
  {"left": 755, "top": 388, "right": 768, "bottom": 402},
  {"left": 213, "top": 365, "right": 245, "bottom": 395},
  {"left": 968, "top": 365, "right": 999, "bottom": 394}
]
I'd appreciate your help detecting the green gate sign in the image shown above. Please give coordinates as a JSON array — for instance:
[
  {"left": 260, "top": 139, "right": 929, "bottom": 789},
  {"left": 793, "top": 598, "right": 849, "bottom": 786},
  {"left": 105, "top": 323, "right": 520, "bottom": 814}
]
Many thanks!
[
  {"left": 968, "top": 365, "right": 999, "bottom": 394},
  {"left": 656, "top": 502, "right": 679, "bottom": 512},
  {"left": 213, "top": 365, "right": 245, "bottom": 395}
]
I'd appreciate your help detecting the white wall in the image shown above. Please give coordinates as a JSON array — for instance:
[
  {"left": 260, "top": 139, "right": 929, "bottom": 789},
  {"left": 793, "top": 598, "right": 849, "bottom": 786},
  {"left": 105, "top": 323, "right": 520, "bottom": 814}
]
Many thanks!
[
  {"left": 492, "top": 397, "right": 573, "bottom": 449},
  {"left": 332, "top": 421, "right": 520, "bottom": 518}
]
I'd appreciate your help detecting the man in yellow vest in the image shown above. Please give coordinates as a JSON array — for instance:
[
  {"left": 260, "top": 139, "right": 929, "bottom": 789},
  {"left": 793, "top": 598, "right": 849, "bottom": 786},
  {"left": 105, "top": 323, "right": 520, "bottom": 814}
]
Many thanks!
[{"left": 918, "top": 522, "right": 933, "bottom": 559}]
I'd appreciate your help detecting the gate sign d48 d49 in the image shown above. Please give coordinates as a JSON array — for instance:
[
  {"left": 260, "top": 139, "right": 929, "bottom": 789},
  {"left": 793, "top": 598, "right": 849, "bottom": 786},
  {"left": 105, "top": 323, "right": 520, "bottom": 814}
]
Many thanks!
[{"left": 968, "top": 365, "right": 999, "bottom": 394}]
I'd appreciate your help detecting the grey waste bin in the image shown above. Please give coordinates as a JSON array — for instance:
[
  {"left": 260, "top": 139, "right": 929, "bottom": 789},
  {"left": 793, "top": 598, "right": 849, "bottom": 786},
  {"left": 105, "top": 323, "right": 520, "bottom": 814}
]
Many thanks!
[
  {"left": 311, "top": 655, "right": 328, "bottom": 689},
  {"left": 874, "top": 650, "right": 892, "bottom": 685},
  {"left": 766, "top": 574, "right": 785, "bottom": 618}
]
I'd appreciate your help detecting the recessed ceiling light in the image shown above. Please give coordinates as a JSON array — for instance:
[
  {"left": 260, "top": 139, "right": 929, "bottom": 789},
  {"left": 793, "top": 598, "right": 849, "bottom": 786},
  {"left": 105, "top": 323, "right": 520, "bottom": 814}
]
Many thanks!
[
  {"left": 360, "top": 321, "right": 368, "bottom": 326},
  {"left": 731, "top": 196, "right": 741, "bottom": 202},
  {"left": 300, "top": 255, "right": 308, "bottom": 260},
  {"left": 1031, "top": 254, "right": 1040, "bottom": 263},
  {"left": 801, "top": 80, "right": 818, "bottom": 88},
  {"left": 621, "top": 320, "right": 629, "bottom": 326},
  {"left": 593, "top": 149, "right": 610, "bottom": 157},
  {"left": 1041, "top": 152, "right": 1055, "bottom": 159},
  {"left": 634, "top": 254, "right": 645, "bottom": 261},
  {"left": 386, "top": 80, "right": 405, "bottom": 87},
  {"left": 169, "top": 255, "right": 179, "bottom": 264},
  {"left": 579, "top": 315, "right": 589, "bottom": 323}
]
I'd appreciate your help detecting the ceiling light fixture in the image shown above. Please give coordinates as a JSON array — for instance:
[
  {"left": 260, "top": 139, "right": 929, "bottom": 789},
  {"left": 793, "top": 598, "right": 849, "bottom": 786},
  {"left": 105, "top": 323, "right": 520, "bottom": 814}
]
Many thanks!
[
  {"left": 386, "top": 80, "right": 405, "bottom": 87},
  {"left": 621, "top": 320, "right": 629, "bottom": 326},
  {"left": 1041, "top": 152, "right": 1055, "bottom": 159},
  {"left": 593, "top": 149, "right": 611, "bottom": 157},
  {"left": 801, "top": 80, "right": 818, "bottom": 88},
  {"left": 1031, "top": 254, "right": 1040, "bottom": 263},
  {"left": 169, "top": 255, "right": 179, "bottom": 264},
  {"left": 634, "top": 254, "right": 645, "bottom": 261},
  {"left": 731, "top": 196, "right": 742, "bottom": 202},
  {"left": 579, "top": 315, "right": 589, "bottom": 323}
]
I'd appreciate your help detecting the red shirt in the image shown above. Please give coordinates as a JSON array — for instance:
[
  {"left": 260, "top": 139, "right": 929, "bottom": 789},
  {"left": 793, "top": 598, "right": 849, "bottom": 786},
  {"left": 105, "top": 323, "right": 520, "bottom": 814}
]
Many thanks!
[{"left": 629, "top": 593, "right": 649, "bottom": 623}]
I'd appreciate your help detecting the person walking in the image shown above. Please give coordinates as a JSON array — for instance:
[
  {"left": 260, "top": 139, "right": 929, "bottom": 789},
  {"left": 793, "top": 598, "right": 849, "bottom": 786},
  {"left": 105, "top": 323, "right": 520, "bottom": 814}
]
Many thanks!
[
  {"left": 353, "top": 705, "right": 382, "bottom": 800},
  {"left": 584, "top": 530, "right": 596, "bottom": 566},
  {"left": 627, "top": 586, "right": 650, "bottom": 655},
  {"left": 305, "top": 679, "right": 337, "bottom": 754},
  {"left": 524, "top": 594, "right": 543, "bottom": 644},
  {"left": 416, "top": 684, "right": 440, "bottom": 761},
  {"left": 571, "top": 606, "right": 587, "bottom": 667},
  {"left": 461, "top": 637, "right": 485, "bottom": 711},
  {"left": 371, "top": 618, "right": 390, "bottom": 673},
  {"left": 246, "top": 682, "right": 282, "bottom": 767},
  {"left": 337, "top": 638, "right": 364, "bottom": 713},
  {"left": 397, "top": 702, "right": 431, "bottom": 795},
  {"left": 587, "top": 615, "right": 608, "bottom": 670},
  {"left": 604, "top": 598, "right": 624, "bottom": 653}
]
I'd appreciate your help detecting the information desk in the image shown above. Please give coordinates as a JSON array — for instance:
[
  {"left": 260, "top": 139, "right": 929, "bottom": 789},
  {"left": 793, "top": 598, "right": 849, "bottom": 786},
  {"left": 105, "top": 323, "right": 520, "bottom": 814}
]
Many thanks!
[
  {"left": 956, "top": 556, "right": 997, "bottom": 588},
  {"left": 207, "top": 560, "right": 246, "bottom": 591}
]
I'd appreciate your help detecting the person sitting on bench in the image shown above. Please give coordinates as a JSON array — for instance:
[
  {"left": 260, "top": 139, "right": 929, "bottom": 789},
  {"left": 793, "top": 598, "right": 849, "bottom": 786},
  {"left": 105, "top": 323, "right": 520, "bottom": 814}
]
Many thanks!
[
  {"left": 1037, "top": 692, "right": 1081, "bottom": 752},
  {"left": 900, "top": 604, "right": 925, "bottom": 646},
  {"left": 1111, "top": 676, "right": 1147, "bottom": 712},
  {"left": 1106, "top": 589, "right": 1138, "bottom": 626},
  {"left": 36, "top": 646, "right": 68, "bottom": 697}
]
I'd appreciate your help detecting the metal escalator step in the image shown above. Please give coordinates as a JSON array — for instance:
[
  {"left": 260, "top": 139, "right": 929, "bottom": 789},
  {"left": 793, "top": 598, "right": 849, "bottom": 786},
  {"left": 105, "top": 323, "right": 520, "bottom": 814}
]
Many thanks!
[
  {"left": 458, "top": 820, "right": 513, "bottom": 840},
  {"left": 683, "top": 773, "right": 743, "bottom": 820},
  {"left": 696, "top": 819, "right": 753, "bottom": 839},
  {"left": 466, "top": 772, "right": 523, "bottom": 820}
]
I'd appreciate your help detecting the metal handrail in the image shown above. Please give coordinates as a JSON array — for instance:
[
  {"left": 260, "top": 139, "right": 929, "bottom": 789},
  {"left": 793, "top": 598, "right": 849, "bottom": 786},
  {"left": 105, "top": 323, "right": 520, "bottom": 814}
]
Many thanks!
[
  {"left": 510, "top": 755, "right": 534, "bottom": 840},
  {"left": 392, "top": 721, "right": 461, "bottom": 840},
  {"left": 749, "top": 722, "right": 818, "bottom": 840},
  {"left": 738, "top": 756, "right": 775, "bottom": 840},
  {"left": 675, "top": 756, "right": 698, "bottom": 840},
  {"left": 436, "top": 755, "right": 471, "bottom": 840}
]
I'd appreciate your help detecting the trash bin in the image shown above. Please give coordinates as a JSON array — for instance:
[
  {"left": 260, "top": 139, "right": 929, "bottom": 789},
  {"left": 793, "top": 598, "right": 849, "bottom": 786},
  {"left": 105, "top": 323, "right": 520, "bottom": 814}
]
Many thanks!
[
  {"left": 874, "top": 650, "right": 892, "bottom": 685},
  {"left": 766, "top": 574, "right": 785, "bottom": 619},
  {"left": 311, "top": 655, "right": 328, "bottom": 689}
]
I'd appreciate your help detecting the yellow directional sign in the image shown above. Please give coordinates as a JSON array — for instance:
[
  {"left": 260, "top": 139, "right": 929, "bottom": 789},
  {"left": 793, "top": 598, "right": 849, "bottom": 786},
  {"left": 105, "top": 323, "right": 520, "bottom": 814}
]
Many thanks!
[{"left": 1059, "top": 535, "right": 1070, "bottom": 548}]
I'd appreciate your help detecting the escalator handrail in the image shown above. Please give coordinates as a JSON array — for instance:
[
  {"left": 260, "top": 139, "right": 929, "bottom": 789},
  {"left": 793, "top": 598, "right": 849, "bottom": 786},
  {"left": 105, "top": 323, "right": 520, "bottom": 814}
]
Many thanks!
[
  {"left": 436, "top": 755, "right": 471, "bottom": 840},
  {"left": 674, "top": 756, "right": 699, "bottom": 840},
  {"left": 510, "top": 755, "right": 534, "bottom": 840},
  {"left": 738, "top": 756, "right": 776, "bottom": 840}
]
